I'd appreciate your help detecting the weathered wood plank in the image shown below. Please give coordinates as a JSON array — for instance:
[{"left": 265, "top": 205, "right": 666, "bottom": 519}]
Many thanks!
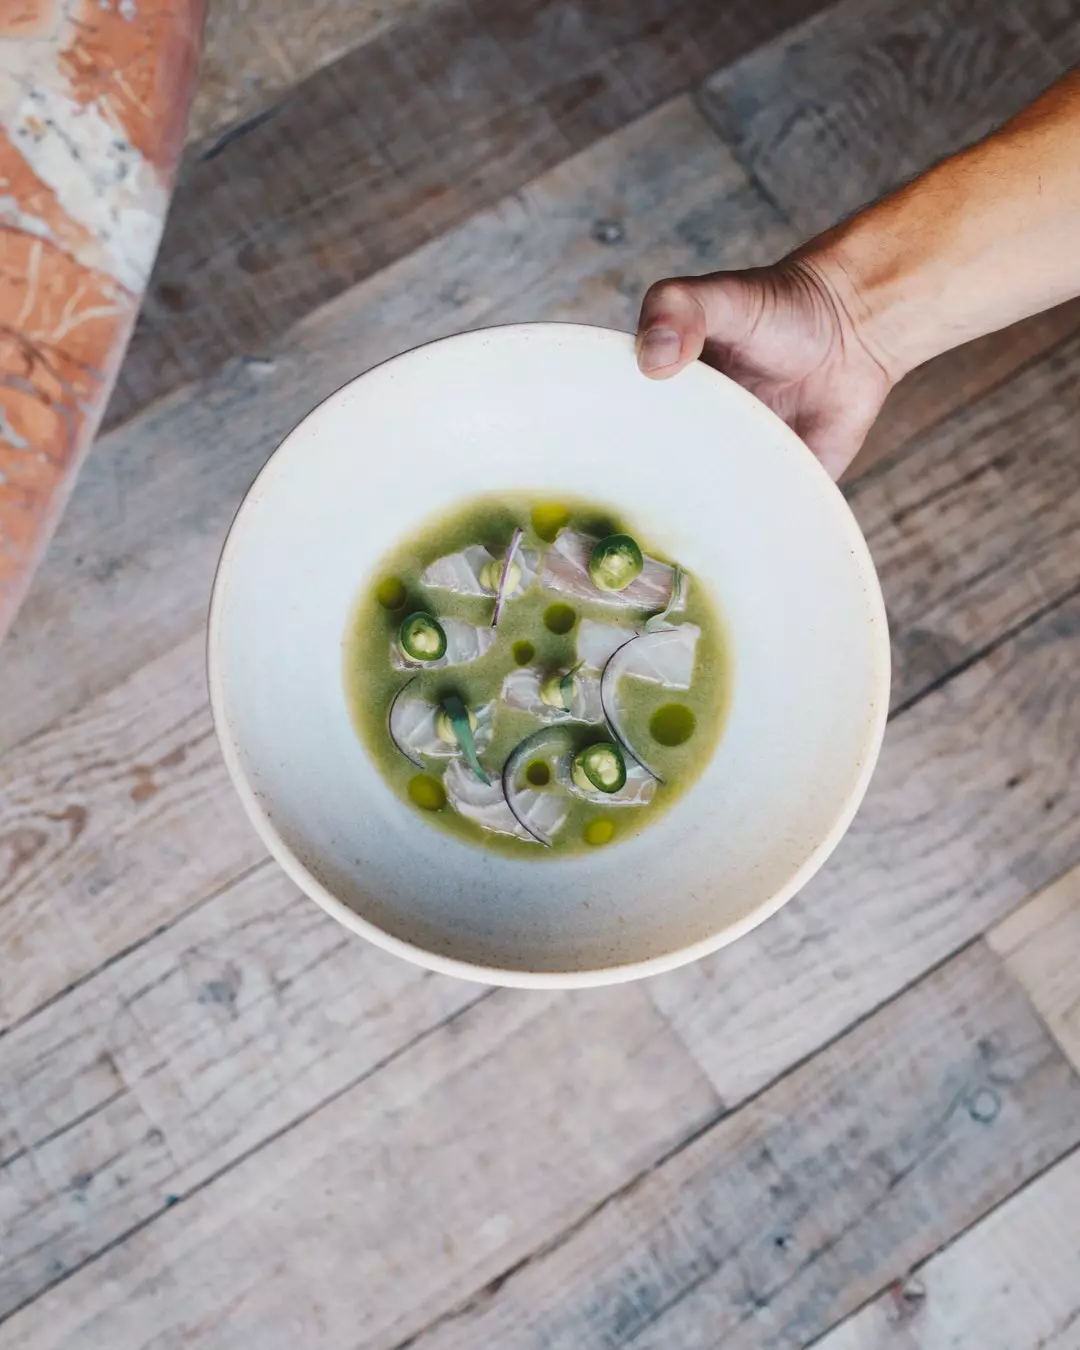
[
  {"left": 12, "top": 292, "right": 1080, "bottom": 1031},
  {"left": 190, "top": 0, "right": 436, "bottom": 146},
  {"left": 7, "top": 568, "right": 1080, "bottom": 1321},
  {"left": 0, "top": 863, "right": 479, "bottom": 1319},
  {"left": 848, "top": 329, "right": 1080, "bottom": 711},
  {"left": 6, "top": 312, "right": 1080, "bottom": 1031},
  {"left": 988, "top": 865, "right": 1080, "bottom": 1072},
  {"left": 846, "top": 298, "right": 1080, "bottom": 482},
  {"left": 699, "top": 0, "right": 1080, "bottom": 236},
  {"left": 108, "top": 0, "right": 828, "bottom": 428},
  {"left": 0, "top": 983, "right": 718, "bottom": 1346},
  {"left": 2, "top": 98, "right": 797, "bottom": 755},
  {"left": 815, "top": 1147, "right": 1080, "bottom": 1350},
  {"left": 0, "top": 634, "right": 262, "bottom": 1029},
  {"left": 699, "top": 0, "right": 1080, "bottom": 486},
  {"left": 365, "top": 947, "right": 1080, "bottom": 1350},
  {"left": 14, "top": 0, "right": 1080, "bottom": 756},
  {"left": 647, "top": 590, "right": 1080, "bottom": 1104}
]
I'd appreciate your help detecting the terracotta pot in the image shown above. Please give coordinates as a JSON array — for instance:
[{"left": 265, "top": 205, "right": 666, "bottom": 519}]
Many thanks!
[{"left": 0, "top": 0, "right": 205, "bottom": 641}]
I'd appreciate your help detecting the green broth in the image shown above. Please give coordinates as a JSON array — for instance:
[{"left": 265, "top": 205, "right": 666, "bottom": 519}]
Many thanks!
[{"left": 344, "top": 494, "right": 729, "bottom": 857}]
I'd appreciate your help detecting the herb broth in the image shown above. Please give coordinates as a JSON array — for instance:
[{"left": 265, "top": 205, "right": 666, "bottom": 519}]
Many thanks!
[{"left": 344, "top": 494, "right": 729, "bottom": 857}]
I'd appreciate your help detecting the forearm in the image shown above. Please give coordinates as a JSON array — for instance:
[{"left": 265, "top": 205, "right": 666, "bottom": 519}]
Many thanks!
[{"left": 805, "top": 68, "right": 1080, "bottom": 378}]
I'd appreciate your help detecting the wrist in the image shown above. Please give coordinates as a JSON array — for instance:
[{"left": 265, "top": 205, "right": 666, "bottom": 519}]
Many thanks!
[{"left": 798, "top": 203, "right": 947, "bottom": 382}]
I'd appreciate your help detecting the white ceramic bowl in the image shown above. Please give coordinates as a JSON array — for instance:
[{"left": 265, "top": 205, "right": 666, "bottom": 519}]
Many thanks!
[{"left": 208, "top": 323, "right": 889, "bottom": 988}]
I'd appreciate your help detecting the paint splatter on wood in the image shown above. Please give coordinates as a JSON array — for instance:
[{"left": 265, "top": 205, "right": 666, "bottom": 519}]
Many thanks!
[{"left": 0, "top": 0, "right": 203, "bottom": 637}]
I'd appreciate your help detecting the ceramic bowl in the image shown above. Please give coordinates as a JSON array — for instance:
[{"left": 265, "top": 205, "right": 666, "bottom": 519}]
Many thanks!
[{"left": 208, "top": 323, "right": 889, "bottom": 987}]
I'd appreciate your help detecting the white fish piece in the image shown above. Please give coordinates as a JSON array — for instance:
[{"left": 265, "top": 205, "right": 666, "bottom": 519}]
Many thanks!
[
  {"left": 577, "top": 619, "right": 699, "bottom": 689},
  {"left": 561, "top": 757, "right": 657, "bottom": 807},
  {"left": 500, "top": 667, "right": 604, "bottom": 724},
  {"left": 392, "top": 618, "right": 496, "bottom": 670},
  {"left": 577, "top": 619, "right": 633, "bottom": 672},
  {"left": 421, "top": 544, "right": 539, "bottom": 598},
  {"left": 540, "top": 531, "right": 687, "bottom": 612},
  {"left": 615, "top": 623, "right": 700, "bottom": 690},
  {"left": 443, "top": 760, "right": 568, "bottom": 842},
  {"left": 389, "top": 697, "right": 494, "bottom": 759}
]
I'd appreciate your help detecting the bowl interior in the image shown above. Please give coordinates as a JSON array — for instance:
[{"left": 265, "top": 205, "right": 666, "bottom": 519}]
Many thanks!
[{"left": 209, "top": 324, "right": 888, "bottom": 985}]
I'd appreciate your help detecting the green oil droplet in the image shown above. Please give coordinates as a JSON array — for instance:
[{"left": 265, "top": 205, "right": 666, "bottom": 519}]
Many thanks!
[
  {"left": 544, "top": 603, "right": 577, "bottom": 635},
  {"left": 376, "top": 576, "right": 408, "bottom": 610},
  {"left": 408, "top": 774, "right": 447, "bottom": 811},
  {"left": 649, "top": 703, "right": 696, "bottom": 747},
  {"left": 584, "top": 817, "right": 616, "bottom": 846},
  {"left": 525, "top": 760, "right": 551, "bottom": 787},
  {"left": 513, "top": 640, "right": 536, "bottom": 666},
  {"left": 531, "top": 502, "right": 571, "bottom": 542}
]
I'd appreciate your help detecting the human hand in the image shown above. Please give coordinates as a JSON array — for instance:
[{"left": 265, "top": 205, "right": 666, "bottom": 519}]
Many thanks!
[{"left": 635, "top": 255, "right": 900, "bottom": 481}]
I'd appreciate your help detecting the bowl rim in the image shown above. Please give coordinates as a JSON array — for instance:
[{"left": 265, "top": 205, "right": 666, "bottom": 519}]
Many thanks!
[{"left": 207, "top": 320, "right": 891, "bottom": 989}]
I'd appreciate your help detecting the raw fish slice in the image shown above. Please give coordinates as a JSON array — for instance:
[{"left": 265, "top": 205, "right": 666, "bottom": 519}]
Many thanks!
[
  {"left": 560, "top": 756, "right": 657, "bottom": 807},
  {"left": 389, "top": 697, "right": 494, "bottom": 759},
  {"left": 577, "top": 619, "right": 632, "bottom": 672},
  {"left": 421, "top": 544, "right": 539, "bottom": 597},
  {"left": 541, "top": 531, "right": 686, "bottom": 612},
  {"left": 615, "top": 623, "right": 700, "bottom": 689},
  {"left": 500, "top": 667, "right": 604, "bottom": 724},
  {"left": 599, "top": 624, "right": 702, "bottom": 783},
  {"left": 392, "top": 618, "right": 496, "bottom": 670},
  {"left": 421, "top": 545, "right": 491, "bottom": 596},
  {"left": 578, "top": 619, "right": 699, "bottom": 688},
  {"left": 443, "top": 759, "right": 567, "bottom": 841},
  {"left": 515, "top": 547, "right": 541, "bottom": 592}
]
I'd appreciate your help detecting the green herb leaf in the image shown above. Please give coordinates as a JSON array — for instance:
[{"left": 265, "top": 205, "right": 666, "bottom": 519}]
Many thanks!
[{"left": 442, "top": 694, "right": 489, "bottom": 784}]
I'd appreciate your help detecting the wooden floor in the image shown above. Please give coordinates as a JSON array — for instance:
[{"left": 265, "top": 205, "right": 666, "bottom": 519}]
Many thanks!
[{"left": 3, "top": 1, "right": 1080, "bottom": 1345}]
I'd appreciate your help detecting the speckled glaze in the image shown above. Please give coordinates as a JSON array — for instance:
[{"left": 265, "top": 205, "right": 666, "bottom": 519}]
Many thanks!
[
  {"left": 0, "top": 0, "right": 204, "bottom": 639},
  {"left": 209, "top": 325, "right": 891, "bottom": 989}
]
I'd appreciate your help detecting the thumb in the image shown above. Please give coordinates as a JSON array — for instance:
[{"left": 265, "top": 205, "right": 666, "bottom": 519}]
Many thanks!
[
  {"left": 637, "top": 272, "right": 765, "bottom": 379},
  {"left": 636, "top": 280, "right": 708, "bottom": 379}
]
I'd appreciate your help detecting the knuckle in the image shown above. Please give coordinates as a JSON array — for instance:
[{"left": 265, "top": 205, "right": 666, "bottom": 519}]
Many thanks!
[{"left": 644, "top": 278, "right": 693, "bottom": 309}]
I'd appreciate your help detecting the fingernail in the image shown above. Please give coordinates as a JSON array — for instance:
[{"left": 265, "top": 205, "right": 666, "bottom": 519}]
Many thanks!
[{"left": 639, "top": 327, "right": 681, "bottom": 372}]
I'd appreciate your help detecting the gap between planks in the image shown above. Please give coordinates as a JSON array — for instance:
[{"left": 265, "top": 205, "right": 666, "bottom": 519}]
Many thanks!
[
  {"left": 5, "top": 287, "right": 1080, "bottom": 1037},
  {"left": 7, "top": 101, "right": 1080, "bottom": 762},
  {"left": 0, "top": 95, "right": 797, "bottom": 758},
  {"left": 188, "top": 0, "right": 441, "bottom": 147},
  {"left": 109, "top": 0, "right": 832, "bottom": 428},
  {"left": 6, "top": 0, "right": 1080, "bottom": 1333},
  {"left": 4, "top": 0, "right": 1080, "bottom": 1277},
  {"left": 809, "top": 1139, "right": 1080, "bottom": 1350},
  {"left": 988, "top": 862, "right": 1080, "bottom": 1073},
  {"left": 8, "top": 0, "right": 1080, "bottom": 759},
  {"left": 4, "top": 940, "right": 1078, "bottom": 1348},
  {"left": 6, "top": 571, "right": 1080, "bottom": 1326}
]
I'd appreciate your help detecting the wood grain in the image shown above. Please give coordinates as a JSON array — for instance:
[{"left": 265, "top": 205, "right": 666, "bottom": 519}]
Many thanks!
[
  {"left": 14, "top": 0, "right": 1080, "bottom": 753},
  {"left": 107, "top": 0, "right": 828, "bottom": 428},
  {"left": 7, "top": 562, "right": 1080, "bottom": 1318},
  {"left": 396, "top": 946, "right": 1080, "bottom": 1350},
  {"left": 848, "top": 328, "right": 1080, "bottom": 712},
  {"left": 6, "top": 294, "right": 1080, "bottom": 1031},
  {"left": 988, "top": 865, "right": 1080, "bottom": 1072},
  {"left": 846, "top": 299, "right": 1080, "bottom": 483},
  {"left": 3, "top": 4, "right": 1079, "bottom": 1343},
  {"left": 12, "top": 292, "right": 1080, "bottom": 1031},
  {"left": 699, "top": 0, "right": 1080, "bottom": 236},
  {"left": 847, "top": 328, "right": 1080, "bottom": 712},
  {"left": 700, "top": 0, "right": 1080, "bottom": 487},
  {"left": 0, "top": 984, "right": 718, "bottom": 1345},
  {"left": 815, "top": 1147, "right": 1080, "bottom": 1350},
  {"left": 0, "top": 864, "right": 478, "bottom": 1319},
  {"left": 0, "top": 634, "right": 263, "bottom": 1029},
  {"left": 190, "top": 0, "right": 437, "bottom": 146},
  {"left": 647, "top": 589, "right": 1080, "bottom": 1104},
  {"left": 2, "top": 98, "right": 797, "bottom": 755}
]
